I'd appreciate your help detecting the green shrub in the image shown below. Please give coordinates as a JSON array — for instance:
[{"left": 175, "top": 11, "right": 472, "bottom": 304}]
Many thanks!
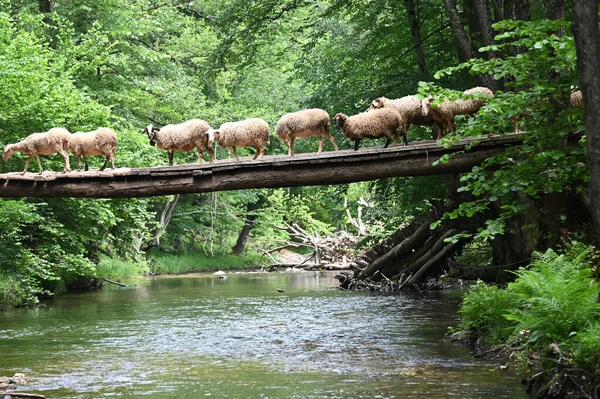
[
  {"left": 96, "top": 256, "right": 146, "bottom": 281},
  {"left": 453, "top": 280, "right": 517, "bottom": 347},
  {"left": 149, "top": 250, "right": 263, "bottom": 274},
  {"left": 570, "top": 321, "right": 600, "bottom": 370},
  {"left": 505, "top": 245, "right": 600, "bottom": 345}
]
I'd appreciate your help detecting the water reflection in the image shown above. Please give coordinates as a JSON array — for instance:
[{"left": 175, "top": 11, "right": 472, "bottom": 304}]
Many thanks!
[{"left": 0, "top": 271, "right": 529, "bottom": 398}]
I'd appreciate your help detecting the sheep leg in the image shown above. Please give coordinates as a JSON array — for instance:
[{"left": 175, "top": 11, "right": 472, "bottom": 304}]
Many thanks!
[
  {"left": 22, "top": 154, "right": 34, "bottom": 174},
  {"left": 35, "top": 154, "right": 44, "bottom": 174},
  {"left": 168, "top": 151, "right": 174, "bottom": 166},
  {"left": 288, "top": 138, "right": 295, "bottom": 157},
  {"left": 232, "top": 147, "right": 240, "bottom": 161},
  {"left": 383, "top": 136, "right": 392, "bottom": 148},
  {"left": 57, "top": 149, "right": 71, "bottom": 172},
  {"left": 196, "top": 149, "right": 203, "bottom": 164},
  {"left": 205, "top": 146, "right": 215, "bottom": 164},
  {"left": 317, "top": 136, "right": 324, "bottom": 153},
  {"left": 252, "top": 145, "right": 263, "bottom": 161},
  {"left": 83, "top": 155, "right": 89, "bottom": 171},
  {"left": 398, "top": 127, "right": 409, "bottom": 146},
  {"left": 327, "top": 134, "right": 339, "bottom": 152},
  {"left": 100, "top": 156, "right": 109, "bottom": 171},
  {"left": 353, "top": 140, "right": 360, "bottom": 151}
]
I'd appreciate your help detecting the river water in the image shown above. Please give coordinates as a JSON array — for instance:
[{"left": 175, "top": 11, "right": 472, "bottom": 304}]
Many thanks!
[{"left": 0, "top": 271, "right": 529, "bottom": 398}]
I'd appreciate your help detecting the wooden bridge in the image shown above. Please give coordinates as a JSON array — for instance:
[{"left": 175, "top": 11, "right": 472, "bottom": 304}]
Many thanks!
[{"left": 0, "top": 134, "right": 524, "bottom": 198}]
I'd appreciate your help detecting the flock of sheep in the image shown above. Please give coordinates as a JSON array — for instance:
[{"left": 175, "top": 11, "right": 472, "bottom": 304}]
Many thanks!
[{"left": 2, "top": 86, "right": 502, "bottom": 174}]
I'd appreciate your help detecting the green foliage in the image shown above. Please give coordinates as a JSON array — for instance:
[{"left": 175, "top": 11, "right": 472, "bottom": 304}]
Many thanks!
[
  {"left": 505, "top": 245, "right": 600, "bottom": 345},
  {"left": 96, "top": 255, "right": 146, "bottom": 281},
  {"left": 454, "top": 243, "right": 600, "bottom": 363},
  {"left": 421, "top": 20, "right": 587, "bottom": 241},
  {"left": 453, "top": 280, "right": 517, "bottom": 347},
  {"left": 570, "top": 322, "right": 600, "bottom": 370},
  {"left": 149, "top": 250, "right": 263, "bottom": 274}
]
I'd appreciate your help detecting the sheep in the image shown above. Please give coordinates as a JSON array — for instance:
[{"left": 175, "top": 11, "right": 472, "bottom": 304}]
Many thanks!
[
  {"left": 208, "top": 118, "right": 270, "bottom": 160},
  {"left": 512, "top": 89, "right": 584, "bottom": 133},
  {"left": 421, "top": 87, "right": 494, "bottom": 139},
  {"left": 275, "top": 108, "right": 339, "bottom": 156},
  {"left": 142, "top": 119, "right": 214, "bottom": 165},
  {"left": 3, "top": 127, "right": 71, "bottom": 174},
  {"left": 570, "top": 90, "right": 583, "bottom": 109},
  {"left": 334, "top": 108, "right": 404, "bottom": 151},
  {"left": 68, "top": 127, "right": 118, "bottom": 171},
  {"left": 368, "top": 95, "right": 435, "bottom": 143}
]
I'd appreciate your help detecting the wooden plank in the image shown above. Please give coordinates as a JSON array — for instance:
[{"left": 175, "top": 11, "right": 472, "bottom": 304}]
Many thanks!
[{"left": 0, "top": 133, "right": 525, "bottom": 198}]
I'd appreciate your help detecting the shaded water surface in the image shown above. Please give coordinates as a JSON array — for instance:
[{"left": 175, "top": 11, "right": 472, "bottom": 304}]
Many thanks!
[{"left": 0, "top": 272, "right": 529, "bottom": 398}]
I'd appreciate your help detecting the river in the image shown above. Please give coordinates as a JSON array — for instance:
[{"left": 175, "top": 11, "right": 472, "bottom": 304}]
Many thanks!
[{"left": 0, "top": 271, "right": 529, "bottom": 398}]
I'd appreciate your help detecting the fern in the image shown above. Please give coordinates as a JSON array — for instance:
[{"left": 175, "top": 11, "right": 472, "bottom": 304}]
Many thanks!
[{"left": 505, "top": 246, "right": 600, "bottom": 345}]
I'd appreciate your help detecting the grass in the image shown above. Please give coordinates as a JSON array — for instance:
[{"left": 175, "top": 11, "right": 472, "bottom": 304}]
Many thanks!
[
  {"left": 96, "top": 256, "right": 147, "bottom": 281},
  {"left": 148, "top": 250, "right": 264, "bottom": 274}
]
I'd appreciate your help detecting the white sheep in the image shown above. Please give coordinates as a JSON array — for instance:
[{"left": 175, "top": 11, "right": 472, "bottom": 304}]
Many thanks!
[
  {"left": 208, "top": 118, "right": 270, "bottom": 160},
  {"left": 68, "top": 127, "right": 118, "bottom": 171},
  {"left": 3, "top": 127, "right": 71, "bottom": 174},
  {"left": 369, "top": 95, "right": 434, "bottom": 144},
  {"left": 421, "top": 87, "right": 494, "bottom": 139},
  {"left": 142, "top": 119, "right": 214, "bottom": 165},
  {"left": 334, "top": 108, "right": 404, "bottom": 151},
  {"left": 275, "top": 108, "right": 339, "bottom": 156}
]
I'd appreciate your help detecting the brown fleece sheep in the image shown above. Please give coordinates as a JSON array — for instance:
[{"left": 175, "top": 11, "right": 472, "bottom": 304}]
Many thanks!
[
  {"left": 275, "top": 108, "right": 339, "bottom": 156},
  {"left": 69, "top": 127, "right": 118, "bottom": 171},
  {"left": 209, "top": 118, "right": 270, "bottom": 160},
  {"left": 3, "top": 127, "right": 71, "bottom": 174},
  {"left": 334, "top": 108, "right": 404, "bottom": 151},
  {"left": 421, "top": 87, "right": 494, "bottom": 139},
  {"left": 369, "top": 95, "right": 434, "bottom": 143},
  {"left": 142, "top": 119, "right": 214, "bottom": 165}
]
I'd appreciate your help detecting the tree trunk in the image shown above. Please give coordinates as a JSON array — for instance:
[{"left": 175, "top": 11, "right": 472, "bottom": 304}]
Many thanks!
[
  {"left": 572, "top": 0, "right": 600, "bottom": 245},
  {"left": 442, "top": 0, "right": 497, "bottom": 88},
  {"left": 514, "top": 0, "right": 530, "bottom": 21},
  {"left": 403, "top": 0, "right": 428, "bottom": 74},
  {"left": 473, "top": 0, "right": 494, "bottom": 51},
  {"left": 39, "top": 0, "right": 52, "bottom": 13},
  {"left": 503, "top": 0, "right": 515, "bottom": 20},
  {"left": 232, "top": 201, "right": 260, "bottom": 254},
  {"left": 149, "top": 195, "right": 179, "bottom": 248},
  {"left": 442, "top": 0, "right": 476, "bottom": 63},
  {"left": 543, "top": 0, "right": 564, "bottom": 22}
]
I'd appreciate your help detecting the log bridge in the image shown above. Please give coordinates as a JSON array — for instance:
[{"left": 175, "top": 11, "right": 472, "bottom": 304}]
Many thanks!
[{"left": 0, "top": 134, "right": 524, "bottom": 198}]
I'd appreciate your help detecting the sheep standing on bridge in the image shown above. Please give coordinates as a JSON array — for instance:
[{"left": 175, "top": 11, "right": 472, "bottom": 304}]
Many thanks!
[
  {"left": 142, "top": 119, "right": 214, "bottom": 165},
  {"left": 3, "top": 127, "right": 71, "bottom": 174},
  {"left": 69, "top": 127, "right": 118, "bottom": 171},
  {"left": 275, "top": 108, "right": 339, "bottom": 156},
  {"left": 368, "top": 95, "right": 434, "bottom": 144},
  {"left": 208, "top": 118, "right": 270, "bottom": 160},
  {"left": 334, "top": 108, "right": 404, "bottom": 151},
  {"left": 421, "top": 87, "right": 494, "bottom": 139}
]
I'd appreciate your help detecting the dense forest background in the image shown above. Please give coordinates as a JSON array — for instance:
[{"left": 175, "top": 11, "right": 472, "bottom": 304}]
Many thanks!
[{"left": 0, "top": 0, "right": 598, "bottom": 306}]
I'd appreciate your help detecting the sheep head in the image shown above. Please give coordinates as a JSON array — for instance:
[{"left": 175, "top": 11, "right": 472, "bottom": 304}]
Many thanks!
[
  {"left": 333, "top": 113, "right": 348, "bottom": 130},
  {"left": 3, "top": 145, "right": 15, "bottom": 161},
  {"left": 205, "top": 129, "right": 217, "bottom": 146},
  {"left": 421, "top": 97, "right": 434, "bottom": 117},
  {"left": 143, "top": 124, "right": 161, "bottom": 146},
  {"left": 369, "top": 97, "right": 385, "bottom": 111}
]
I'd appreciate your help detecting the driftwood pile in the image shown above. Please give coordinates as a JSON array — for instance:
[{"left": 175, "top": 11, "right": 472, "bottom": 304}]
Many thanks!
[
  {"left": 261, "top": 222, "right": 358, "bottom": 270},
  {"left": 336, "top": 201, "right": 471, "bottom": 291}
]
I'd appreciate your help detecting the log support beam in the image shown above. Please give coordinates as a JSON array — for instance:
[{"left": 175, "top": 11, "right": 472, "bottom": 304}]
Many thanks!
[{"left": 0, "top": 134, "right": 524, "bottom": 198}]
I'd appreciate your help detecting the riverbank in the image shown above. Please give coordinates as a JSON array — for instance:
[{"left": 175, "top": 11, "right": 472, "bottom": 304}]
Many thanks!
[{"left": 449, "top": 246, "right": 600, "bottom": 399}]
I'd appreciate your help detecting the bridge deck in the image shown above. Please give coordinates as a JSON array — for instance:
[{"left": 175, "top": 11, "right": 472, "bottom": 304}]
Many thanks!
[{"left": 0, "top": 134, "right": 524, "bottom": 198}]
